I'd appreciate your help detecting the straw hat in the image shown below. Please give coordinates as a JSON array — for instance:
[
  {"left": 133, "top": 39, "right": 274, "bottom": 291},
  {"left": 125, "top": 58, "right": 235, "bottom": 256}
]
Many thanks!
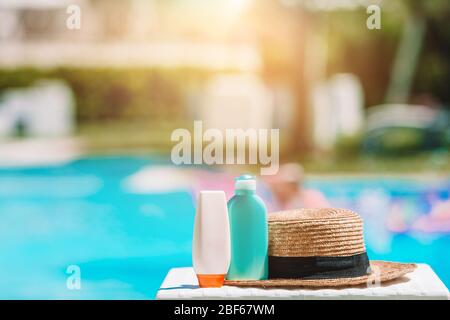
[{"left": 225, "top": 208, "right": 416, "bottom": 288}]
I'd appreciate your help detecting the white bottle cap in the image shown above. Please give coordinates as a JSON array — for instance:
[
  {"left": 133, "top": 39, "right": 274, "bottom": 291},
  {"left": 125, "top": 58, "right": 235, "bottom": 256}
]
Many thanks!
[{"left": 234, "top": 175, "right": 256, "bottom": 191}]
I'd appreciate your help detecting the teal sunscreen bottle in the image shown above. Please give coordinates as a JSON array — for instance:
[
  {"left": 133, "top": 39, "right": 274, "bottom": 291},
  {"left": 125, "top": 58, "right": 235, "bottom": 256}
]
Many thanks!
[{"left": 226, "top": 175, "right": 268, "bottom": 280}]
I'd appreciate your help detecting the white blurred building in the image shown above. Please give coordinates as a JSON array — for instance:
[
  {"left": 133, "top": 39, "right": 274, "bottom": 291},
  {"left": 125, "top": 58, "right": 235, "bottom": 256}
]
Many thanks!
[
  {"left": 0, "top": 0, "right": 261, "bottom": 71},
  {"left": 0, "top": 80, "right": 75, "bottom": 137},
  {"left": 200, "top": 74, "right": 275, "bottom": 131},
  {"left": 311, "top": 73, "right": 364, "bottom": 150}
]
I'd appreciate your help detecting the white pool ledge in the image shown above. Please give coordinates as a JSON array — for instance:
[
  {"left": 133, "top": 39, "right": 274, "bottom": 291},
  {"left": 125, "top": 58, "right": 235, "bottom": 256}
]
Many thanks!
[{"left": 157, "top": 264, "right": 449, "bottom": 300}]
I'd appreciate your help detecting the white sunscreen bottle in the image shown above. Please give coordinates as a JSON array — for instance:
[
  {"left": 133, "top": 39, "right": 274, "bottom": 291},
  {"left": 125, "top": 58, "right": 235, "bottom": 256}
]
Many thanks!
[{"left": 192, "top": 191, "right": 230, "bottom": 287}]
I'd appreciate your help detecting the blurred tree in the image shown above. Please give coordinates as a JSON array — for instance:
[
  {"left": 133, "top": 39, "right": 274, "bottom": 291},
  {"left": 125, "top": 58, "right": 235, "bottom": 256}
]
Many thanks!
[
  {"left": 409, "top": 0, "right": 450, "bottom": 107},
  {"left": 248, "top": 0, "right": 315, "bottom": 154},
  {"left": 248, "top": 0, "right": 450, "bottom": 157}
]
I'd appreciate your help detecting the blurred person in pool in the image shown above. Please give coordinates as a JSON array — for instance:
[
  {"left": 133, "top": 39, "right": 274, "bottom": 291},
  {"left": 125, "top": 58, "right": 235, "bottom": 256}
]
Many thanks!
[{"left": 262, "top": 163, "right": 330, "bottom": 212}]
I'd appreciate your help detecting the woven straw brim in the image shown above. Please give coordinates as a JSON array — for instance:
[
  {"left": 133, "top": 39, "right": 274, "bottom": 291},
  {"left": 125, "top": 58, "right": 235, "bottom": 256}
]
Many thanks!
[{"left": 224, "top": 261, "right": 416, "bottom": 288}]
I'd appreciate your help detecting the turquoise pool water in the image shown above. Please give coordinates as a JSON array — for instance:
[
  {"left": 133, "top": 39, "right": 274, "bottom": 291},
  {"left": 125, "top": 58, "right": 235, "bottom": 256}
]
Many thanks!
[{"left": 0, "top": 156, "right": 448, "bottom": 299}]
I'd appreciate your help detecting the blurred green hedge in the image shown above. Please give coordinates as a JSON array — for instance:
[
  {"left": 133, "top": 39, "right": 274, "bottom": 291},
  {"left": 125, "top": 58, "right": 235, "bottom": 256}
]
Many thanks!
[{"left": 0, "top": 67, "right": 212, "bottom": 122}]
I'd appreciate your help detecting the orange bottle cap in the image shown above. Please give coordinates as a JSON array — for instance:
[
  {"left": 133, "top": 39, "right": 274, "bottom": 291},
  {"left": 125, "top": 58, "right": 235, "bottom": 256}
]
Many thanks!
[{"left": 196, "top": 274, "right": 225, "bottom": 288}]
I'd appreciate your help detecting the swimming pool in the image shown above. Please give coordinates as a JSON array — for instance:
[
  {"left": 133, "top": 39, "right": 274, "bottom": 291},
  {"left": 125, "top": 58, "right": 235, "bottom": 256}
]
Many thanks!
[{"left": 0, "top": 156, "right": 448, "bottom": 299}]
